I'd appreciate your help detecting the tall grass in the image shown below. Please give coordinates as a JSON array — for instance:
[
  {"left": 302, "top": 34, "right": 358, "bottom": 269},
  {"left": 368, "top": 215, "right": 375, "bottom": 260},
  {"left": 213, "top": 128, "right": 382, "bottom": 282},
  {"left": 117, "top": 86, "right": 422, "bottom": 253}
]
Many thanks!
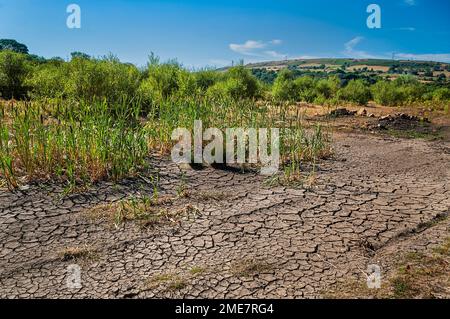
[
  {"left": 0, "top": 96, "right": 331, "bottom": 189},
  {"left": 0, "top": 99, "right": 148, "bottom": 189},
  {"left": 145, "top": 96, "right": 331, "bottom": 177}
]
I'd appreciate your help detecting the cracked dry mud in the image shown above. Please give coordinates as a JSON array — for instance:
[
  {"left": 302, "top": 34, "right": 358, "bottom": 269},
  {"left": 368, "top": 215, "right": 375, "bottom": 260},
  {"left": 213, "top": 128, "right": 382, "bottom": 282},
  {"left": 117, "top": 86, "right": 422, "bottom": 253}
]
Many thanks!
[{"left": 1, "top": 132, "right": 449, "bottom": 299}]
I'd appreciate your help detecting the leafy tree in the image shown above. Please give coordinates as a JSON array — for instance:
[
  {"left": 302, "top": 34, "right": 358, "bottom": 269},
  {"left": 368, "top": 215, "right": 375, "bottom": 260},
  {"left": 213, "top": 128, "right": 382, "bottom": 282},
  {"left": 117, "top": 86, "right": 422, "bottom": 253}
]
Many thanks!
[
  {"left": 252, "top": 68, "right": 277, "bottom": 84},
  {"left": 225, "top": 65, "right": 260, "bottom": 99},
  {"left": 0, "top": 39, "right": 29, "bottom": 54},
  {"left": 194, "top": 69, "right": 221, "bottom": 91},
  {"left": 207, "top": 66, "right": 260, "bottom": 100},
  {"left": 315, "top": 76, "right": 340, "bottom": 99},
  {"left": 27, "top": 54, "right": 140, "bottom": 102},
  {"left": 71, "top": 52, "right": 91, "bottom": 60},
  {"left": 424, "top": 69, "right": 433, "bottom": 77},
  {"left": 65, "top": 55, "right": 140, "bottom": 102},
  {"left": 432, "top": 87, "right": 450, "bottom": 102},
  {"left": 138, "top": 59, "right": 184, "bottom": 104},
  {"left": 437, "top": 73, "right": 447, "bottom": 82},
  {"left": 27, "top": 54, "right": 48, "bottom": 64},
  {"left": 371, "top": 81, "right": 400, "bottom": 106},
  {"left": 0, "top": 51, "right": 30, "bottom": 98},
  {"left": 294, "top": 76, "right": 316, "bottom": 102},
  {"left": 272, "top": 69, "right": 297, "bottom": 101},
  {"left": 338, "top": 79, "right": 371, "bottom": 105},
  {"left": 26, "top": 62, "right": 67, "bottom": 98}
]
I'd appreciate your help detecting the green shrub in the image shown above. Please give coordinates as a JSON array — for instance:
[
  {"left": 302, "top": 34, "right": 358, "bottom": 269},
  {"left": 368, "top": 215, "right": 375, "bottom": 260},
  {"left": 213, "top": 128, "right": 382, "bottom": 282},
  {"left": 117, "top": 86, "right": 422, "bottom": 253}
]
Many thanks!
[
  {"left": 138, "top": 60, "right": 183, "bottom": 104},
  {"left": 432, "top": 87, "right": 450, "bottom": 102},
  {"left": 0, "top": 51, "right": 30, "bottom": 99},
  {"left": 294, "top": 76, "right": 317, "bottom": 103},
  {"left": 207, "top": 66, "right": 260, "bottom": 100},
  {"left": 315, "top": 76, "right": 340, "bottom": 99},
  {"left": 0, "top": 39, "right": 29, "bottom": 54},
  {"left": 272, "top": 69, "right": 298, "bottom": 101},
  {"left": 395, "top": 76, "right": 425, "bottom": 104},
  {"left": 371, "top": 81, "right": 400, "bottom": 106},
  {"left": 27, "top": 55, "right": 141, "bottom": 102},
  {"left": 194, "top": 69, "right": 221, "bottom": 91},
  {"left": 338, "top": 79, "right": 371, "bottom": 105},
  {"left": 65, "top": 55, "right": 141, "bottom": 103},
  {"left": 26, "top": 63, "right": 68, "bottom": 99}
]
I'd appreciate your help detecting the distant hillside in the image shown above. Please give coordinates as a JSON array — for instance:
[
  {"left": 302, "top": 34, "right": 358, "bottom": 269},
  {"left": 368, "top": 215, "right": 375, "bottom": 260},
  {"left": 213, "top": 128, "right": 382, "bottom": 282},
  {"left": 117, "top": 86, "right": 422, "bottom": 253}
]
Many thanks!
[
  {"left": 228, "top": 58, "right": 450, "bottom": 84},
  {"left": 246, "top": 58, "right": 449, "bottom": 70}
]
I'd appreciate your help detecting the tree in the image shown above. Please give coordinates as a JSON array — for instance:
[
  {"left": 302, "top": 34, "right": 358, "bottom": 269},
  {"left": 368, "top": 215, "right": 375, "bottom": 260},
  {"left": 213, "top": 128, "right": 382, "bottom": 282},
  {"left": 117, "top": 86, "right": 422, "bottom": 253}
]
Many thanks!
[
  {"left": 0, "top": 39, "right": 29, "bottom": 54},
  {"left": 27, "top": 54, "right": 47, "bottom": 64},
  {"left": 437, "top": 73, "right": 447, "bottom": 82},
  {"left": 71, "top": 52, "right": 91, "bottom": 60},
  {"left": 315, "top": 76, "right": 340, "bottom": 99},
  {"left": 0, "top": 51, "right": 30, "bottom": 98},
  {"left": 294, "top": 76, "right": 316, "bottom": 102},
  {"left": 432, "top": 87, "right": 450, "bottom": 102},
  {"left": 371, "top": 81, "right": 400, "bottom": 106},
  {"left": 208, "top": 66, "right": 260, "bottom": 100},
  {"left": 338, "top": 79, "right": 371, "bottom": 105},
  {"left": 424, "top": 69, "right": 433, "bottom": 77},
  {"left": 272, "top": 69, "right": 297, "bottom": 101}
]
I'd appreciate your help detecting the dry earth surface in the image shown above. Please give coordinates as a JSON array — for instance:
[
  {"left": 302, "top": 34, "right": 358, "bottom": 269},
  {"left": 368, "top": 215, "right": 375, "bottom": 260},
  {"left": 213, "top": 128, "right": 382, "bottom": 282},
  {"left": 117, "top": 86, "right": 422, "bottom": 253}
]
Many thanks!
[{"left": 1, "top": 110, "right": 449, "bottom": 299}]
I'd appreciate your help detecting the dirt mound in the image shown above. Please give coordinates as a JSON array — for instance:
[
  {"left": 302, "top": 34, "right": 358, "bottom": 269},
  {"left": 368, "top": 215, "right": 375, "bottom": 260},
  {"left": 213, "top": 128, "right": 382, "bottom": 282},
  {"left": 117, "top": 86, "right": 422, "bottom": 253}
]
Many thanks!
[
  {"left": 375, "top": 113, "right": 430, "bottom": 131},
  {"left": 329, "top": 108, "right": 357, "bottom": 117}
]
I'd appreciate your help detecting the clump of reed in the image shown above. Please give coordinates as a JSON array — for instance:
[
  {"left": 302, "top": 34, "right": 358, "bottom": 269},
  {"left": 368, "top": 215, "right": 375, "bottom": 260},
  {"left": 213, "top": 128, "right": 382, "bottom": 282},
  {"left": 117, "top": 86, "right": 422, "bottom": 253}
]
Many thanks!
[
  {"left": 0, "top": 98, "right": 148, "bottom": 189},
  {"left": 0, "top": 95, "right": 332, "bottom": 190}
]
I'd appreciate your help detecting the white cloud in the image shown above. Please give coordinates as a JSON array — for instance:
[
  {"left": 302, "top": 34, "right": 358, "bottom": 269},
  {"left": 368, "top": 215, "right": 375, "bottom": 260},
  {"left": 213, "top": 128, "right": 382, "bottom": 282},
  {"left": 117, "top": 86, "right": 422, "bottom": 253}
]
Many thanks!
[
  {"left": 395, "top": 27, "right": 416, "bottom": 31},
  {"left": 343, "top": 36, "right": 379, "bottom": 59},
  {"left": 404, "top": 0, "right": 416, "bottom": 6},
  {"left": 291, "top": 55, "right": 321, "bottom": 60},
  {"left": 344, "top": 36, "right": 364, "bottom": 52},
  {"left": 264, "top": 50, "right": 287, "bottom": 59},
  {"left": 395, "top": 53, "right": 450, "bottom": 63},
  {"left": 229, "top": 40, "right": 267, "bottom": 56},
  {"left": 229, "top": 39, "right": 286, "bottom": 59}
]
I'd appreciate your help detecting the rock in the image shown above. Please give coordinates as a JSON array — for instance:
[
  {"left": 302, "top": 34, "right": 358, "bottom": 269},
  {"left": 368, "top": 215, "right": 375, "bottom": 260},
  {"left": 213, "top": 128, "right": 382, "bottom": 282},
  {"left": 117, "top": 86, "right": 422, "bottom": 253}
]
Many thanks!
[{"left": 357, "top": 108, "right": 367, "bottom": 117}]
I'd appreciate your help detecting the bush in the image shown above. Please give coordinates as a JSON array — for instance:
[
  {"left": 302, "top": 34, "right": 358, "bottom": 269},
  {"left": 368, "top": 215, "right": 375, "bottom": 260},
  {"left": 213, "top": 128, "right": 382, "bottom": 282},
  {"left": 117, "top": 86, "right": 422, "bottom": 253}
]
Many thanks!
[
  {"left": 371, "top": 81, "right": 400, "bottom": 106},
  {"left": 138, "top": 60, "right": 183, "bottom": 104},
  {"left": 207, "top": 66, "right": 260, "bottom": 100},
  {"left": 27, "top": 55, "right": 141, "bottom": 102},
  {"left": 314, "top": 76, "right": 340, "bottom": 99},
  {"left": 0, "top": 39, "right": 29, "bottom": 54},
  {"left": 272, "top": 69, "right": 298, "bottom": 101},
  {"left": 294, "top": 76, "right": 316, "bottom": 103},
  {"left": 194, "top": 69, "right": 221, "bottom": 91},
  {"left": 432, "top": 87, "right": 450, "bottom": 102},
  {"left": 392, "top": 76, "right": 425, "bottom": 104},
  {"left": 0, "top": 51, "right": 30, "bottom": 99},
  {"left": 26, "top": 63, "right": 67, "bottom": 99},
  {"left": 338, "top": 79, "right": 371, "bottom": 105},
  {"left": 66, "top": 55, "right": 141, "bottom": 102}
]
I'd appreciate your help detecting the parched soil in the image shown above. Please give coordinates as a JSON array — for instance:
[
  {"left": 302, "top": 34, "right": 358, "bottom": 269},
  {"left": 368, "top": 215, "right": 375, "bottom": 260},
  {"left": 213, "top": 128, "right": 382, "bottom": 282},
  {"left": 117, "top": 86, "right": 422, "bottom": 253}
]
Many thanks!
[{"left": 1, "top": 117, "right": 450, "bottom": 298}]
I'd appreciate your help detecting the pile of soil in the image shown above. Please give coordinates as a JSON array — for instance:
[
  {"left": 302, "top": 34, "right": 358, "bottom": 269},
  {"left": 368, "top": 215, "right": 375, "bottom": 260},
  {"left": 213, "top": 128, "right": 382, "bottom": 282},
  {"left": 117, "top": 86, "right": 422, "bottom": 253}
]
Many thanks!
[
  {"left": 329, "top": 108, "right": 357, "bottom": 117},
  {"left": 376, "top": 113, "right": 430, "bottom": 131}
]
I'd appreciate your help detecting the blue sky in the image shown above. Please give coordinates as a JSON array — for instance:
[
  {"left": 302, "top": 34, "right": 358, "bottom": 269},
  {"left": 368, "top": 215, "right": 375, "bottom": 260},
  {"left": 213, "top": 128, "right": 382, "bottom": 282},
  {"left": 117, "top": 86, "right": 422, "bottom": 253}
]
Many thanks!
[{"left": 0, "top": 0, "right": 449, "bottom": 67}]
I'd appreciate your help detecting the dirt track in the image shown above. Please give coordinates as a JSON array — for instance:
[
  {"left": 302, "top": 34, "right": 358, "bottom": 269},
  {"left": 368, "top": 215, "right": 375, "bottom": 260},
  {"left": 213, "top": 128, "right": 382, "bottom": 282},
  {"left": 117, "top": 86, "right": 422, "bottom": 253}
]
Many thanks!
[{"left": 1, "top": 132, "right": 449, "bottom": 298}]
